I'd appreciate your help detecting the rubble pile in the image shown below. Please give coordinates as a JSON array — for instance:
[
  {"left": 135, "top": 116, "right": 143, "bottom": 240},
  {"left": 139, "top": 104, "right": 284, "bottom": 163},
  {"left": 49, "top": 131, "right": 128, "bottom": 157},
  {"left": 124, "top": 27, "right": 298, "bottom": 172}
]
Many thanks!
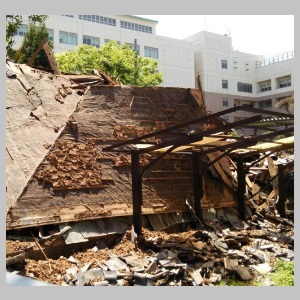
[{"left": 7, "top": 203, "right": 294, "bottom": 286}]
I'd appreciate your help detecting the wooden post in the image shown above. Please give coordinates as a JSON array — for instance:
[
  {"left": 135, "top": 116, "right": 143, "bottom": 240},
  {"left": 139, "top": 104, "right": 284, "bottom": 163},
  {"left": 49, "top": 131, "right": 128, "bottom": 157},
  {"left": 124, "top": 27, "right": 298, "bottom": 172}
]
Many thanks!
[
  {"left": 236, "top": 155, "right": 246, "bottom": 220},
  {"left": 276, "top": 164, "right": 287, "bottom": 217},
  {"left": 131, "top": 151, "right": 142, "bottom": 235},
  {"left": 192, "top": 152, "right": 204, "bottom": 223}
]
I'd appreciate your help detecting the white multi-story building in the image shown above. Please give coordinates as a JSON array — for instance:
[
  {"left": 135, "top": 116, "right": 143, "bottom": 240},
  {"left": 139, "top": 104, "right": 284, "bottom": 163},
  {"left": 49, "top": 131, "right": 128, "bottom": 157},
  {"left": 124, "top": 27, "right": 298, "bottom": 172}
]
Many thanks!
[
  {"left": 12, "top": 15, "right": 195, "bottom": 88},
  {"left": 13, "top": 15, "right": 294, "bottom": 118},
  {"left": 185, "top": 31, "right": 294, "bottom": 121}
]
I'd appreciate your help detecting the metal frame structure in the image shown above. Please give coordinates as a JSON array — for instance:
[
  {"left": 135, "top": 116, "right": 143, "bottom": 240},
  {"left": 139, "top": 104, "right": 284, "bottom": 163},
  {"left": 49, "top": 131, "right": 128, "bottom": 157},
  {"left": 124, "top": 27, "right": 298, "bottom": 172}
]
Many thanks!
[{"left": 103, "top": 106, "right": 294, "bottom": 235}]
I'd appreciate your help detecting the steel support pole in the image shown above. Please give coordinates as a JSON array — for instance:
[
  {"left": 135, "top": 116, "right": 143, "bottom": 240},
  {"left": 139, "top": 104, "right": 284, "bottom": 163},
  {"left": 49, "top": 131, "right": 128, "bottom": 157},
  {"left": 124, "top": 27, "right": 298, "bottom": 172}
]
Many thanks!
[
  {"left": 236, "top": 156, "right": 246, "bottom": 220},
  {"left": 276, "top": 164, "right": 287, "bottom": 218},
  {"left": 192, "top": 152, "right": 203, "bottom": 223},
  {"left": 131, "top": 151, "right": 142, "bottom": 235}
]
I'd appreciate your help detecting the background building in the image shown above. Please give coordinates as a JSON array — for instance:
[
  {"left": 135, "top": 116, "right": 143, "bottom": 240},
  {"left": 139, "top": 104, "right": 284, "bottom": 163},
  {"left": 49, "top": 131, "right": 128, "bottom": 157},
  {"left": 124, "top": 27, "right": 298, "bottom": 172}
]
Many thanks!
[
  {"left": 13, "top": 15, "right": 294, "bottom": 119},
  {"left": 13, "top": 15, "right": 195, "bottom": 89},
  {"left": 185, "top": 31, "right": 294, "bottom": 122}
]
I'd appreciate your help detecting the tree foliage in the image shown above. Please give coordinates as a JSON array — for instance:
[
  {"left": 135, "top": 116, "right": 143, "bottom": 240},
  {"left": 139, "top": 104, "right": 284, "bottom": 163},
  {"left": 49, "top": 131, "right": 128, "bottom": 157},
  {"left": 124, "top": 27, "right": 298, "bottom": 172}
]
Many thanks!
[
  {"left": 18, "top": 22, "right": 53, "bottom": 69},
  {"left": 55, "top": 41, "right": 163, "bottom": 86},
  {"left": 6, "top": 15, "right": 48, "bottom": 59}
]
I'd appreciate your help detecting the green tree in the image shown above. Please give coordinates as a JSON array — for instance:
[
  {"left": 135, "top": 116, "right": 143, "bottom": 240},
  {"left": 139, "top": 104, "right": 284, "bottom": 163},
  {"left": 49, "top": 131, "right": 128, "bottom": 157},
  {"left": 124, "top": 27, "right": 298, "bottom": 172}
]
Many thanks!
[
  {"left": 55, "top": 41, "right": 163, "bottom": 86},
  {"left": 18, "top": 22, "right": 53, "bottom": 69},
  {"left": 6, "top": 15, "right": 48, "bottom": 59}
]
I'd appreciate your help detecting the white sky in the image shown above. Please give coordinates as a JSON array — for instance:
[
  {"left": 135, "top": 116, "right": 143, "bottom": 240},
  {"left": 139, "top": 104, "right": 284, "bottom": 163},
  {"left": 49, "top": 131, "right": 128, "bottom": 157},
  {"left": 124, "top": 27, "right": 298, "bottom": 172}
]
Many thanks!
[{"left": 136, "top": 15, "right": 294, "bottom": 58}]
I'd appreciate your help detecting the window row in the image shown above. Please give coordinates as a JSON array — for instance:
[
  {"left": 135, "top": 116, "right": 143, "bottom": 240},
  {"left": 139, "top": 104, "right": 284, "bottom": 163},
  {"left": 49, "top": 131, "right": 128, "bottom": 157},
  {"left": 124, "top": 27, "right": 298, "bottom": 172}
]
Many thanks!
[
  {"left": 59, "top": 15, "right": 153, "bottom": 33},
  {"left": 120, "top": 21, "right": 152, "bottom": 34},
  {"left": 57, "top": 32, "right": 158, "bottom": 58},
  {"left": 258, "top": 77, "right": 291, "bottom": 92},
  {"left": 79, "top": 15, "right": 116, "bottom": 26}
]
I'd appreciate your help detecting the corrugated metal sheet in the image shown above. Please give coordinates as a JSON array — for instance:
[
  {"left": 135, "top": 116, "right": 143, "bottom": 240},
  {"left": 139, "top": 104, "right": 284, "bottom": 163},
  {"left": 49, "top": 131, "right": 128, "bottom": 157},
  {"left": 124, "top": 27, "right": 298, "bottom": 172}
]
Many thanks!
[
  {"left": 147, "top": 212, "right": 192, "bottom": 231},
  {"left": 59, "top": 217, "right": 130, "bottom": 244}
]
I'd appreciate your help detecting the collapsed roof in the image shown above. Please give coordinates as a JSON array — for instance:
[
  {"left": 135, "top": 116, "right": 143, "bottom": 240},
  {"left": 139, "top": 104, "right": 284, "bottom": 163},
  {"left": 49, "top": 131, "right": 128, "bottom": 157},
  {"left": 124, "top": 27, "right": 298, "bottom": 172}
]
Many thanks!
[{"left": 6, "top": 62, "right": 294, "bottom": 231}]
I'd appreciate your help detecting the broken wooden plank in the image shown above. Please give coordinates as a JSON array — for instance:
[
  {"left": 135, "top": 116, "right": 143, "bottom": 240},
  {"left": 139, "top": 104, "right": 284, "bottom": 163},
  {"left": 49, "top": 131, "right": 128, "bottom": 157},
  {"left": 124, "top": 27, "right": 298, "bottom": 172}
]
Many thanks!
[{"left": 6, "top": 252, "right": 26, "bottom": 266}]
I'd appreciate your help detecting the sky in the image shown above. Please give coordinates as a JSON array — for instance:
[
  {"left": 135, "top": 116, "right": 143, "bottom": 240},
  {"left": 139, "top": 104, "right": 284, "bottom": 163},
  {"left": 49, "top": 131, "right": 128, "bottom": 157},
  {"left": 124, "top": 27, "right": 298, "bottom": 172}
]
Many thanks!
[{"left": 136, "top": 15, "right": 294, "bottom": 58}]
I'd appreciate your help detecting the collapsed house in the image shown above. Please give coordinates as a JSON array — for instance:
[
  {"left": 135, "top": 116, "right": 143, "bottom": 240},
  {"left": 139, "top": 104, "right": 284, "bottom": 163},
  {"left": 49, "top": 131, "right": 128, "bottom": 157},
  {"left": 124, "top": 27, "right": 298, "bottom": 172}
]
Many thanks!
[
  {"left": 6, "top": 60, "right": 294, "bottom": 234},
  {"left": 6, "top": 61, "right": 294, "bottom": 286}
]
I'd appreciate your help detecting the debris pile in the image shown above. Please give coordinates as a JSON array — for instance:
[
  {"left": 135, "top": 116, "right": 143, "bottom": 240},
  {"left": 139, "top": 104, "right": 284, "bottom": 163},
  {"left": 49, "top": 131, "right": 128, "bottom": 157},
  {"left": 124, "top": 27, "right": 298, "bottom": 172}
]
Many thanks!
[{"left": 7, "top": 197, "right": 294, "bottom": 286}]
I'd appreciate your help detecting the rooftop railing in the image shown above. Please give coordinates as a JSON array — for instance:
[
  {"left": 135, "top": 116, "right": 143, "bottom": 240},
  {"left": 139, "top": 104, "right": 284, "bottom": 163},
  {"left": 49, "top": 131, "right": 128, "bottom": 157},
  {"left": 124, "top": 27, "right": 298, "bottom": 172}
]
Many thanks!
[{"left": 256, "top": 51, "right": 294, "bottom": 67}]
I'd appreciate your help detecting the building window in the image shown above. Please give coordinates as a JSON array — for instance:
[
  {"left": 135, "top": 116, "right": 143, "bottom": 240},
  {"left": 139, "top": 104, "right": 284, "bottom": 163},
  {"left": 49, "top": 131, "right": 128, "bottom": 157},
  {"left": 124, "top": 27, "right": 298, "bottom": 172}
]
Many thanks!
[
  {"left": 62, "top": 15, "right": 74, "bottom": 18},
  {"left": 221, "top": 59, "right": 227, "bottom": 69},
  {"left": 59, "top": 31, "right": 77, "bottom": 45},
  {"left": 222, "top": 98, "right": 228, "bottom": 106},
  {"left": 279, "top": 78, "right": 291, "bottom": 88},
  {"left": 144, "top": 47, "right": 158, "bottom": 59},
  {"left": 79, "top": 15, "right": 116, "bottom": 26},
  {"left": 14, "top": 24, "right": 28, "bottom": 36},
  {"left": 126, "top": 43, "right": 140, "bottom": 54},
  {"left": 261, "top": 82, "right": 271, "bottom": 92},
  {"left": 259, "top": 100, "right": 272, "bottom": 109},
  {"left": 120, "top": 20, "right": 152, "bottom": 34},
  {"left": 83, "top": 35, "right": 100, "bottom": 48},
  {"left": 47, "top": 29, "right": 54, "bottom": 42},
  {"left": 237, "top": 82, "right": 252, "bottom": 93},
  {"left": 222, "top": 79, "right": 228, "bottom": 89}
]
